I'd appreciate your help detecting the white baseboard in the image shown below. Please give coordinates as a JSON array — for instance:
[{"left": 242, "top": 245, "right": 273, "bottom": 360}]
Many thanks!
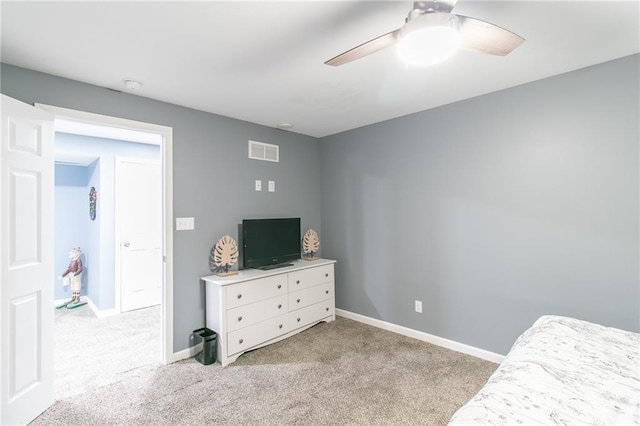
[
  {"left": 335, "top": 308, "right": 505, "bottom": 364},
  {"left": 86, "top": 297, "right": 118, "bottom": 318},
  {"left": 170, "top": 343, "right": 203, "bottom": 364}
]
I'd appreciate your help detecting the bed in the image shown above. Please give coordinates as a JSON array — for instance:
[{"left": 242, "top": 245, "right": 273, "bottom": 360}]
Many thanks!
[{"left": 449, "top": 315, "right": 640, "bottom": 425}]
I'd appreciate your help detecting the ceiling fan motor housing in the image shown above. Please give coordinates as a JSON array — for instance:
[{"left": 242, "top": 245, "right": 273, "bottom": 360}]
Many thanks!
[
  {"left": 412, "top": 0, "right": 457, "bottom": 14},
  {"left": 403, "top": 12, "right": 460, "bottom": 33}
]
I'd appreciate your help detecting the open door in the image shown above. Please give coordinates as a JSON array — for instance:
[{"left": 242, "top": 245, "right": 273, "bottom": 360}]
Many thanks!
[{"left": 0, "top": 95, "right": 55, "bottom": 425}]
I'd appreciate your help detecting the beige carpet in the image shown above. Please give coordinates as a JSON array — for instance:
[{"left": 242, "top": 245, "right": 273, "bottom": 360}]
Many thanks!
[
  {"left": 53, "top": 303, "right": 161, "bottom": 401},
  {"left": 34, "top": 313, "right": 497, "bottom": 425}
]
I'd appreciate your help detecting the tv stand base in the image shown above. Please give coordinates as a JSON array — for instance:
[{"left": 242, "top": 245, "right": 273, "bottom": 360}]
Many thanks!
[{"left": 258, "top": 262, "right": 294, "bottom": 271}]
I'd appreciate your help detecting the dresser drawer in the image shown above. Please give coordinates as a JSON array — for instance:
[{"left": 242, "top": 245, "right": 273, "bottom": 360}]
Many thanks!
[
  {"left": 288, "top": 264, "right": 333, "bottom": 292},
  {"left": 225, "top": 274, "right": 288, "bottom": 309},
  {"left": 289, "top": 281, "right": 333, "bottom": 311},
  {"left": 227, "top": 314, "right": 289, "bottom": 356},
  {"left": 289, "top": 300, "right": 334, "bottom": 330},
  {"left": 226, "top": 295, "right": 288, "bottom": 332}
]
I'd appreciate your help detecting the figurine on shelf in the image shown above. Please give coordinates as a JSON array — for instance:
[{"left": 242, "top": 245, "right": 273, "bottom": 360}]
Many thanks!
[{"left": 56, "top": 247, "right": 87, "bottom": 310}]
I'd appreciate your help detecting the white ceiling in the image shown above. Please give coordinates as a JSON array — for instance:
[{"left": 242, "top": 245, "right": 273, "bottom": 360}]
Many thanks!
[{"left": 2, "top": 1, "right": 638, "bottom": 138}]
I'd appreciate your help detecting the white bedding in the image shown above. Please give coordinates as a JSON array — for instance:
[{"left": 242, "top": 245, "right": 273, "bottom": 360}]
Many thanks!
[{"left": 449, "top": 315, "right": 640, "bottom": 425}]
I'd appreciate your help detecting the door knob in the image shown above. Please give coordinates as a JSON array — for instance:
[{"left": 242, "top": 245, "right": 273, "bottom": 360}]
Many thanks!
[{"left": 123, "top": 242, "right": 131, "bottom": 247}]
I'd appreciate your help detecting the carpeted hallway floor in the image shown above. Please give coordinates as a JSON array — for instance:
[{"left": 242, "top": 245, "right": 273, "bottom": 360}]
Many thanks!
[{"left": 53, "top": 303, "right": 161, "bottom": 401}]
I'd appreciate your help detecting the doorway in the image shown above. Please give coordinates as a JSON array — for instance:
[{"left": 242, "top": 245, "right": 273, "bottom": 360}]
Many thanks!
[
  {"left": 0, "top": 97, "right": 174, "bottom": 423},
  {"left": 38, "top": 103, "right": 174, "bottom": 368}
]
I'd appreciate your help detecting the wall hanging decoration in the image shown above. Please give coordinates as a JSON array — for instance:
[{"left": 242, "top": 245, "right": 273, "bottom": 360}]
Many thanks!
[
  {"left": 209, "top": 235, "right": 239, "bottom": 276},
  {"left": 89, "top": 187, "right": 97, "bottom": 220},
  {"left": 302, "top": 228, "right": 320, "bottom": 260}
]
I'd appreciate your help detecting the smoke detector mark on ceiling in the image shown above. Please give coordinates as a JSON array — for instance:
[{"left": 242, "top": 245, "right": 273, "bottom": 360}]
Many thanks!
[{"left": 123, "top": 79, "right": 142, "bottom": 91}]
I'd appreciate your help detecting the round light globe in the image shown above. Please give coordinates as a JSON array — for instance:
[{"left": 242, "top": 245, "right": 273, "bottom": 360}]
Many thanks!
[{"left": 397, "top": 14, "right": 461, "bottom": 67}]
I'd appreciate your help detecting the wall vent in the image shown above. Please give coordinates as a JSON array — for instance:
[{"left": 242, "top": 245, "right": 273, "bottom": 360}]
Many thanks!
[{"left": 248, "top": 140, "right": 279, "bottom": 162}]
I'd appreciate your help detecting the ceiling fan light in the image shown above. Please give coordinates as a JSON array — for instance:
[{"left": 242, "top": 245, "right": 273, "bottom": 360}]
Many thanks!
[{"left": 397, "top": 13, "right": 460, "bottom": 67}]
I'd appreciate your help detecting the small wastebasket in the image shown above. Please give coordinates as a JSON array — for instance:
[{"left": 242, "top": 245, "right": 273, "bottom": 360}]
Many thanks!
[{"left": 192, "top": 327, "right": 217, "bottom": 365}]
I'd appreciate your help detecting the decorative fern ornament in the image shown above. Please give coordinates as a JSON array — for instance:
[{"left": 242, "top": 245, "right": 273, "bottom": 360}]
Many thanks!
[
  {"left": 302, "top": 229, "right": 319, "bottom": 260},
  {"left": 210, "top": 235, "right": 239, "bottom": 276}
]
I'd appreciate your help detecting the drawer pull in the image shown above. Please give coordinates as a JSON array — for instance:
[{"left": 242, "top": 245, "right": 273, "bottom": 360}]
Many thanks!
[
  {"left": 239, "top": 338, "right": 244, "bottom": 344},
  {"left": 278, "top": 304, "right": 282, "bottom": 309},
  {"left": 237, "top": 294, "right": 242, "bottom": 299},
  {"left": 296, "top": 298, "right": 301, "bottom": 303},
  {"left": 277, "top": 284, "right": 282, "bottom": 289},
  {"left": 325, "top": 290, "right": 329, "bottom": 294},
  {"left": 279, "top": 324, "right": 283, "bottom": 329},
  {"left": 238, "top": 316, "right": 243, "bottom": 322},
  {"left": 326, "top": 307, "right": 330, "bottom": 312},
  {"left": 296, "top": 280, "right": 300, "bottom": 284},
  {"left": 325, "top": 273, "right": 329, "bottom": 277},
  {"left": 297, "top": 317, "right": 301, "bottom": 322}
]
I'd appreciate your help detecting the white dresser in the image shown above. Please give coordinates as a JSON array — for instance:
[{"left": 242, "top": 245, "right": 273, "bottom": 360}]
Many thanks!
[{"left": 201, "top": 258, "right": 336, "bottom": 366}]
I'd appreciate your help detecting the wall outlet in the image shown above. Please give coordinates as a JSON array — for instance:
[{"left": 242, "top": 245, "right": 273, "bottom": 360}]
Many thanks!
[
  {"left": 176, "top": 217, "right": 195, "bottom": 231},
  {"left": 268, "top": 180, "right": 275, "bottom": 192},
  {"left": 415, "top": 300, "right": 422, "bottom": 313},
  {"left": 255, "top": 180, "right": 262, "bottom": 191}
]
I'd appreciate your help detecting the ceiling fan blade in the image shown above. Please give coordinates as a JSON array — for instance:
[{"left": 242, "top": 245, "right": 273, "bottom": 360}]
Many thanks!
[
  {"left": 457, "top": 15, "right": 524, "bottom": 56},
  {"left": 325, "top": 29, "right": 400, "bottom": 67}
]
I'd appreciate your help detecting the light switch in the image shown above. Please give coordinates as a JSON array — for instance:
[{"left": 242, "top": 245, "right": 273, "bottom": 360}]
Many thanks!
[
  {"left": 268, "top": 181, "right": 275, "bottom": 192},
  {"left": 255, "top": 180, "right": 262, "bottom": 191},
  {"left": 176, "top": 217, "right": 195, "bottom": 231}
]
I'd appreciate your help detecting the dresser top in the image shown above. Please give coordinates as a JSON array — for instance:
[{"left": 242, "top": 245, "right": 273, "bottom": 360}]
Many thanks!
[{"left": 201, "top": 258, "right": 336, "bottom": 286}]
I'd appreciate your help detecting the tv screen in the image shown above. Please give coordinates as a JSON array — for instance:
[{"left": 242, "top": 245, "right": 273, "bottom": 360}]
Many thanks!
[{"left": 242, "top": 218, "right": 301, "bottom": 269}]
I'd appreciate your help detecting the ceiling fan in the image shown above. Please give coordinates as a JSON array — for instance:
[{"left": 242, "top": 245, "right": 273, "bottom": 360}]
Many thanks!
[{"left": 325, "top": 0, "right": 524, "bottom": 67}]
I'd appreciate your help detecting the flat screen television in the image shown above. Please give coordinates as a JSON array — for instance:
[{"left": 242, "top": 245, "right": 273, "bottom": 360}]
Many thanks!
[{"left": 242, "top": 218, "right": 301, "bottom": 270}]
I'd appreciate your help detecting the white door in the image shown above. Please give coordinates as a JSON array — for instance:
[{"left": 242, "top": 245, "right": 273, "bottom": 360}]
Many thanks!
[
  {"left": 0, "top": 95, "right": 54, "bottom": 425},
  {"left": 116, "top": 158, "right": 162, "bottom": 312}
]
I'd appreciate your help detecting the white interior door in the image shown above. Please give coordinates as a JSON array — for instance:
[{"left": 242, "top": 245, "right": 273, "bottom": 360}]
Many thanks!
[
  {"left": 0, "top": 95, "right": 54, "bottom": 425},
  {"left": 117, "top": 158, "right": 162, "bottom": 313}
]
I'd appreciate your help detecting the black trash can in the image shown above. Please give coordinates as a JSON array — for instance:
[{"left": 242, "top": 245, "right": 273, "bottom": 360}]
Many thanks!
[{"left": 192, "top": 327, "right": 217, "bottom": 365}]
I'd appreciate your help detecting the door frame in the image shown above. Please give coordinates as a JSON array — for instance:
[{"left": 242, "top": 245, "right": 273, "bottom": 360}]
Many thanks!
[
  {"left": 114, "top": 156, "right": 162, "bottom": 314},
  {"left": 35, "top": 103, "right": 174, "bottom": 365}
]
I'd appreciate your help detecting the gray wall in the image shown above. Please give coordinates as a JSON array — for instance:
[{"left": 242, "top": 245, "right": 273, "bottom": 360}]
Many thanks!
[
  {"left": 3, "top": 55, "right": 638, "bottom": 357},
  {"left": 1, "top": 63, "right": 322, "bottom": 352},
  {"left": 320, "top": 54, "right": 639, "bottom": 355}
]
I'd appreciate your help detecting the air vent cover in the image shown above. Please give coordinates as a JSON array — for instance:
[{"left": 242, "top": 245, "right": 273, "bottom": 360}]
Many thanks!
[{"left": 249, "top": 140, "right": 279, "bottom": 162}]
